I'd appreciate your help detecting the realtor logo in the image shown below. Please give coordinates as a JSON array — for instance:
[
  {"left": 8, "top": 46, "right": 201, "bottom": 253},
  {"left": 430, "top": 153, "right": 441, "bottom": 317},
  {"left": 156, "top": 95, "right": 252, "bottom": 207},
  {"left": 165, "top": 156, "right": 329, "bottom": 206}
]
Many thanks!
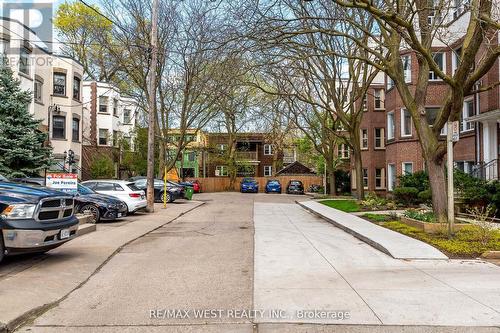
[{"left": 1, "top": 1, "right": 53, "bottom": 53}]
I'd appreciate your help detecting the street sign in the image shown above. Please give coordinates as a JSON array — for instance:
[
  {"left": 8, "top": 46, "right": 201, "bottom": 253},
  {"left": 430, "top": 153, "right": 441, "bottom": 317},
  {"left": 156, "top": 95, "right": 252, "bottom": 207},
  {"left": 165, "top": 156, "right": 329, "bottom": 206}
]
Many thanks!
[
  {"left": 45, "top": 173, "right": 78, "bottom": 194},
  {"left": 451, "top": 121, "right": 460, "bottom": 142}
]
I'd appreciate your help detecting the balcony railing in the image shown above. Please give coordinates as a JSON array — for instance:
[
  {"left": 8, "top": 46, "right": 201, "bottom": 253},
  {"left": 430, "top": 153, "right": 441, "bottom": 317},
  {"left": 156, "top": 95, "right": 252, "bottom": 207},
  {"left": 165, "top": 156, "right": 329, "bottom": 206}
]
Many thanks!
[{"left": 235, "top": 151, "right": 258, "bottom": 160}]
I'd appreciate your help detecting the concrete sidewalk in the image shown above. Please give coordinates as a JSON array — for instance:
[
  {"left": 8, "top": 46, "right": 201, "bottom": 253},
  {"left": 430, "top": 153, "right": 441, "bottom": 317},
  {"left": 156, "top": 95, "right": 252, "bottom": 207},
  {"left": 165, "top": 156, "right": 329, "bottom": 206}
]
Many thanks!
[
  {"left": 254, "top": 202, "right": 500, "bottom": 326},
  {"left": 298, "top": 200, "right": 447, "bottom": 259},
  {"left": 0, "top": 201, "right": 204, "bottom": 333}
]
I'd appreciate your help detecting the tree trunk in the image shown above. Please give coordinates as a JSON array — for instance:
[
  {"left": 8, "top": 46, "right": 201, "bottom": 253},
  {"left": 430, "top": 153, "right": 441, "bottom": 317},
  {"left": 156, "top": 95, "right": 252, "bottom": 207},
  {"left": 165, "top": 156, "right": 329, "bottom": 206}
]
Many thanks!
[
  {"left": 426, "top": 155, "right": 448, "bottom": 224},
  {"left": 325, "top": 155, "right": 336, "bottom": 196},
  {"left": 351, "top": 130, "right": 364, "bottom": 199}
]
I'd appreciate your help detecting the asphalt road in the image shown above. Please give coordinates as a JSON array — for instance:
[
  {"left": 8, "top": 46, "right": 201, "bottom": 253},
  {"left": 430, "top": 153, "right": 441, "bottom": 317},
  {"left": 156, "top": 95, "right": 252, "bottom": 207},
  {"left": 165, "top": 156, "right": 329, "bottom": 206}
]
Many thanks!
[{"left": 12, "top": 193, "right": 500, "bottom": 333}]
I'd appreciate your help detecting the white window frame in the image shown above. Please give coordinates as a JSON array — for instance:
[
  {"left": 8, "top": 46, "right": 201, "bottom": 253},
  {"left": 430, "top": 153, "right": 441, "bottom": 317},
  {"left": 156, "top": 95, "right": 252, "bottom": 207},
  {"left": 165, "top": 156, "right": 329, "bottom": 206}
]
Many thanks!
[
  {"left": 264, "top": 144, "right": 273, "bottom": 155},
  {"left": 362, "top": 95, "right": 368, "bottom": 111},
  {"left": 402, "top": 162, "right": 414, "bottom": 175},
  {"left": 374, "top": 89, "right": 385, "bottom": 110},
  {"left": 338, "top": 143, "right": 350, "bottom": 159},
  {"left": 375, "top": 167, "right": 386, "bottom": 189},
  {"left": 362, "top": 168, "right": 368, "bottom": 190},
  {"left": 19, "top": 46, "right": 30, "bottom": 76},
  {"left": 99, "top": 96, "right": 109, "bottom": 113},
  {"left": 387, "top": 164, "right": 396, "bottom": 191},
  {"left": 215, "top": 165, "right": 228, "bottom": 177},
  {"left": 34, "top": 79, "right": 43, "bottom": 103},
  {"left": 98, "top": 128, "right": 108, "bottom": 146},
  {"left": 400, "top": 108, "right": 412, "bottom": 137},
  {"left": 387, "top": 112, "right": 395, "bottom": 140},
  {"left": 402, "top": 55, "right": 411, "bottom": 83},
  {"left": 264, "top": 165, "right": 272, "bottom": 177},
  {"left": 374, "top": 128, "right": 385, "bottom": 149},
  {"left": 387, "top": 75, "right": 395, "bottom": 90},
  {"left": 361, "top": 129, "right": 368, "bottom": 150},
  {"left": 461, "top": 99, "right": 475, "bottom": 132},
  {"left": 429, "top": 52, "right": 445, "bottom": 81},
  {"left": 218, "top": 143, "right": 227, "bottom": 151}
]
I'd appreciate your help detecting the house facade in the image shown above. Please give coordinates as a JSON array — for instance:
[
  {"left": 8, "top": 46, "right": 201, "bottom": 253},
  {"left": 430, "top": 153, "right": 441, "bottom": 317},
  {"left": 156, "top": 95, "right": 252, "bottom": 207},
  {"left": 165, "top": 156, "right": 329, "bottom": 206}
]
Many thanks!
[
  {"left": 205, "top": 133, "right": 286, "bottom": 178},
  {"left": 350, "top": 6, "right": 500, "bottom": 195},
  {"left": 1, "top": 17, "right": 85, "bottom": 176},
  {"left": 81, "top": 81, "right": 140, "bottom": 179}
]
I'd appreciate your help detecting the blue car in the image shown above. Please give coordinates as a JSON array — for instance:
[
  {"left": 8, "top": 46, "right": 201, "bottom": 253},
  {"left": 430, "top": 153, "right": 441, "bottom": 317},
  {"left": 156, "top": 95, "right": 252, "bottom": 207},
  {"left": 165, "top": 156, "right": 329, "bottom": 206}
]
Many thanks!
[
  {"left": 240, "top": 178, "right": 259, "bottom": 193},
  {"left": 265, "top": 180, "right": 282, "bottom": 194}
]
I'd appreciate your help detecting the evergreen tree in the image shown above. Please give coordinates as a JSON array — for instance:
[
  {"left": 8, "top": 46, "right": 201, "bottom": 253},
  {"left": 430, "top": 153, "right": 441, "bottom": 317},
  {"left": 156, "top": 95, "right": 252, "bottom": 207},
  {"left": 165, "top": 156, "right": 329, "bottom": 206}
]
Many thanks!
[{"left": 0, "top": 63, "right": 52, "bottom": 177}]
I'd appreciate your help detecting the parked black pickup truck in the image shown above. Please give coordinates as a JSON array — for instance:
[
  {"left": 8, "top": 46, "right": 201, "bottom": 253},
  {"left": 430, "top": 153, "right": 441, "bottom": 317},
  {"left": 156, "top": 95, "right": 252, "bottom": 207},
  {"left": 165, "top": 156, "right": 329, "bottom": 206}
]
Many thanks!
[{"left": 0, "top": 182, "right": 79, "bottom": 263}]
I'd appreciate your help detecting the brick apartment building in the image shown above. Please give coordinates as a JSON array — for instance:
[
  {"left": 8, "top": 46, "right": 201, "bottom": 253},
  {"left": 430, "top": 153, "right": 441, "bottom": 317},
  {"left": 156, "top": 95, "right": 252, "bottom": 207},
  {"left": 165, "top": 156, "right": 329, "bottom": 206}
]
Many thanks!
[
  {"left": 352, "top": 9, "right": 499, "bottom": 195},
  {"left": 205, "top": 133, "right": 287, "bottom": 177}
]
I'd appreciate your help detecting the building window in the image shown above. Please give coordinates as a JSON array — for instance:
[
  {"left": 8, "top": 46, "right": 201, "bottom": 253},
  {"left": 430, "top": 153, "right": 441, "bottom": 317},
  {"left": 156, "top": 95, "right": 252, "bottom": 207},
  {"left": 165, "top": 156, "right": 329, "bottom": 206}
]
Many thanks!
[
  {"left": 338, "top": 144, "right": 350, "bottom": 159},
  {"left": 456, "top": 161, "right": 474, "bottom": 175},
  {"left": 19, "top": 47, "right": 30, "bottom": 75},
  {"left": 264, "top": 144, "right": 272, "bottom": 155},
  {"left": 387, "top": 112, "right": 395, "bottom": 139},
  {"left": 113, "top": 130, "right": 118, "bottom": 147},
  {"left": 218, "top": 143, "right": 227, "bottom": 152},
  {"left": 34, "top": 79, "right": 43, "bottom": 103},
  {"left": 52, "top": 115, "right": 66, "bottom": 139},
  {"left": 72, "top": 118, "right": 79, "bottom": 142},
  {"left": 362, "top": 168, "right": 368, "bottom": 189},
  {"left": 401, "top": 108, "right": 412, "bottom": 137},
  {"left": 215, "top": 165, "right": 228, "bottom": 176},
  {"left": 402, "top": 162, "right": 414, "bottom": 175},
  {"left": 361, "top": 129, "right": 368, "bottom": 149},
  {"left": 429, "top": 52, "right": 445, "bottom": 80},
  {"left": 461, "top": 99, "right": 475, "bottom": 132},
  {"left": 375, "top": 128, "right": 385, "bottom": 149},
  {"left": 99, "top": 96, "right": 109, "bottom": 113},
  {"left": 188, "top": 152, "right": 196, "bottom": 162},
  {"left": 388, "top": 164, "right": 396, "bottom": 191},
  {"left": 113, "top": 98, "right": 118, "bottom": 116},
  {"left": 402, "top": 55, "right": 411, "bottom": 83},
  {"left": 53, "top": 73, "right": 66, "bottom": 96},
  {"left": 73, "top": 77, "right": 81, "bottom": 100},
  {"left": 375, "top": 168, "right": 385, "bottom": 189},
  {"left": 99, "top": 129, "right": 108, "bottom": 145},
  {"left": 453, "top": 0, "right": 468, "bottom": 18},
  {"left": 123, "top": 109, "right": 131, "bottom": 124},
  {"left": 264, "top": 165, "right": 272, "bottom": 176},
  {"left": 362, "top": 95, "right": 367, "bottom": 111},
  {"left": 374, "top": 89, "right": 385, "bottom": 110}
]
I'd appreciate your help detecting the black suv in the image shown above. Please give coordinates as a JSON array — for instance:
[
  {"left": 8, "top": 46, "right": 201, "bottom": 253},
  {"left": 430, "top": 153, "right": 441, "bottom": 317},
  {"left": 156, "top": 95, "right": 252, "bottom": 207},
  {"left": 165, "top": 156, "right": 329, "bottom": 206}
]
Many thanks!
[
  {"left": 286, "top": 180, "right": 305, "bottom": 195},
  {"left": 0, "top": 182, "right": 79, "bottom": 263}
]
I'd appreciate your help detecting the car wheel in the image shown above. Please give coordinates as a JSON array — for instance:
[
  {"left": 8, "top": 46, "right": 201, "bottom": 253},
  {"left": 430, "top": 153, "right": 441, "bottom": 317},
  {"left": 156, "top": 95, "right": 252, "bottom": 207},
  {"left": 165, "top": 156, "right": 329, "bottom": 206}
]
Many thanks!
[
  {"left": 80, "top": 204, "right": 101, "bottom": 224},
  {"left": 0, "top": 231, "right": 5, "bottom": 263}
]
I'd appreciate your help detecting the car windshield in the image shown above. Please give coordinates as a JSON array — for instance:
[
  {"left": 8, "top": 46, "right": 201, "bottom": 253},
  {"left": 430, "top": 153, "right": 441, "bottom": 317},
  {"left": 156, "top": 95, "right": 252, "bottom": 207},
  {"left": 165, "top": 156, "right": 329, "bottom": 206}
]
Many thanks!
[
  {"left": 291, "top": 181, "right": 302, "bottom": 185},
  {"left": 268, "top": 180, "right": 279, "bottom": 185},
  {"left": 78, "top": 184, "right": 95, "bottom": 195},
  {"left": 242, "top": 178, "right": 256, "bottom": 183}
]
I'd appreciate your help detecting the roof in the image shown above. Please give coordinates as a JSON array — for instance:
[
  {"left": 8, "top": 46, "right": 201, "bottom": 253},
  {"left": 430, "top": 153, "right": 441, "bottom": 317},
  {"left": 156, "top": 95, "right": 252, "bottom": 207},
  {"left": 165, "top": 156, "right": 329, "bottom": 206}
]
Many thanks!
[
  {"left": 276, "top": 161, "right": 316, "bottom": 175},
  {"left": 467, "top": 109, "right": 500, "bottom": 122}
]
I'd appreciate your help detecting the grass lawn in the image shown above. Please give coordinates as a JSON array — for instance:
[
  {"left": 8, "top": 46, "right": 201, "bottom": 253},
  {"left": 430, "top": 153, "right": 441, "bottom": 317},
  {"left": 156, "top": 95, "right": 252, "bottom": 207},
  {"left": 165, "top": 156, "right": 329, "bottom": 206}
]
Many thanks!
[
  {"left": 320, "top": 199, "right": 360, "bottom": 212},
  {"left": 379, "top": 220, "right": 500, "bottom": 258}
]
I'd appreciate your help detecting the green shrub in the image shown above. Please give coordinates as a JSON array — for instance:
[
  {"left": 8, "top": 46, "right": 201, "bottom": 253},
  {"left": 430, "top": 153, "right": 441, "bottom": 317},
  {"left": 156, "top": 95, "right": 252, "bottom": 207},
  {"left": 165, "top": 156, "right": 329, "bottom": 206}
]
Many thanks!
[
  {"left": 90, "top": 155, "right": 115, "bottom": 179},
  {"left": 418, "top": 189, "right": 432, "bottom": 204},
  {"left": 399, "top": 171, "right": 430, "bottom": 193},
  {"left": 393, "top": 186, "right": 419, "bottom": 205},
  {"left": 404, "top": 208, "right": 435, "bottom": 222},
  {"left": 361, "top": 192, "right": 387, "bottom": 210}
]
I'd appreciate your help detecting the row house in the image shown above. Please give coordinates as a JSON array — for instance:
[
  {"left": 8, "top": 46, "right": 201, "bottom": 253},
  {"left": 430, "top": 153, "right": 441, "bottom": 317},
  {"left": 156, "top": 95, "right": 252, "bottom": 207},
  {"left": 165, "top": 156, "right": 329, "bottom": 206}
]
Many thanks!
[
  {"left": 205, "top": 133, "right": 286, "bottom": 178},
  {"left": 350, "top": 4, "right": 499, "bottom": 195},
  {"left": 1, "top": 17, "right": 85, "bottom": 176},
  {"left": 81, "top": 81, "right": 140, "bottom": 179}
]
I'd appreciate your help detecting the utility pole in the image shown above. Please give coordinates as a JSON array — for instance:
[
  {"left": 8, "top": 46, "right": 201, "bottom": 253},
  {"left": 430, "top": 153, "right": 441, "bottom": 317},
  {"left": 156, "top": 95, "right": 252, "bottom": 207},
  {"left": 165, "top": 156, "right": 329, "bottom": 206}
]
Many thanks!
[
  {"left": 447, "top": 121, "right": 459, "bottom": 236},
  {"left": 146, "top": 0, "right": 159, "bottom": 213}
]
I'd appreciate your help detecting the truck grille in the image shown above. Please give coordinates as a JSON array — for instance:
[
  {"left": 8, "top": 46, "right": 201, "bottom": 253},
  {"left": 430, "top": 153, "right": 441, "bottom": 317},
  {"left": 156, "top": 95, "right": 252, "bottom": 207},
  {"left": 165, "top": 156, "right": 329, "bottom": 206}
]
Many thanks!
[{"left": 36, "top": 197, "right": 74, "bottom": 221}]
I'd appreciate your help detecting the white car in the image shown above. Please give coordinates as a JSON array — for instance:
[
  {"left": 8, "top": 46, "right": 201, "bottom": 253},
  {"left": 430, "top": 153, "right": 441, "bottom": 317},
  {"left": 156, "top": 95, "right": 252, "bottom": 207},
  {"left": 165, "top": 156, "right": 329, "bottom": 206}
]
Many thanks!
[{"left": 81, "top": 180, "right": 147, "bottom": 213}]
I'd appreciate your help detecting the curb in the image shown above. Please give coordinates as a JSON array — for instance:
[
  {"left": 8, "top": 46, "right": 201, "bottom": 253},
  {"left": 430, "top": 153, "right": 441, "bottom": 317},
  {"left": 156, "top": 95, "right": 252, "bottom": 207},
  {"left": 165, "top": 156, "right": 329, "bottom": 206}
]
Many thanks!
[
  {"left": 0, "top": 201, "right": 205, "bottom": 333},
  {"left": 296, "top": 201, "right": 394, "bottom": 258}
]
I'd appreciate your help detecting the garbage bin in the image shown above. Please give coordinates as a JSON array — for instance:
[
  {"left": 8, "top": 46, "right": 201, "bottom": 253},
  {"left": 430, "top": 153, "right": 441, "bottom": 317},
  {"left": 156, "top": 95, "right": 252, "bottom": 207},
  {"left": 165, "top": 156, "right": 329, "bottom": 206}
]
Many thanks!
[{"left": 184, "top": 186, "right": 194, "bottom": 200}]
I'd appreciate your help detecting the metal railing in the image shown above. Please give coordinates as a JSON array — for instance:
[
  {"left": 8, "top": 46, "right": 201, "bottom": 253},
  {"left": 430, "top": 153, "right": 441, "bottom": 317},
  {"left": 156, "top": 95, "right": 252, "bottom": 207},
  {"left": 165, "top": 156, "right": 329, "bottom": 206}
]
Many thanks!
[
  {"left": 235, "top": 151, "right": 258, "bottom": 160},
  {"left": 471, "top": 159, "right": 498, "bottom": 181}
]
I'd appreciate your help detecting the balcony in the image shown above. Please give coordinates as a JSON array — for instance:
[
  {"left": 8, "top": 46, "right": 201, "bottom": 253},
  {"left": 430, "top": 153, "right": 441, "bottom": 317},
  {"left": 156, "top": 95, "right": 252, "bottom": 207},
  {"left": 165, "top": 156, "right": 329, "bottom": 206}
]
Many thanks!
[{"left": 235, "top": 151, "right": 258, "bottom": 161}]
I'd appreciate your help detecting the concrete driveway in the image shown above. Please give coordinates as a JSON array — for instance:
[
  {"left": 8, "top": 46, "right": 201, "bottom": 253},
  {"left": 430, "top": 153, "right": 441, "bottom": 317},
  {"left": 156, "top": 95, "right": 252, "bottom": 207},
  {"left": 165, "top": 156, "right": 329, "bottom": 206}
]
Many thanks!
[{"left": 8, "top": 193, "right": 500, "bottom": 333}]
